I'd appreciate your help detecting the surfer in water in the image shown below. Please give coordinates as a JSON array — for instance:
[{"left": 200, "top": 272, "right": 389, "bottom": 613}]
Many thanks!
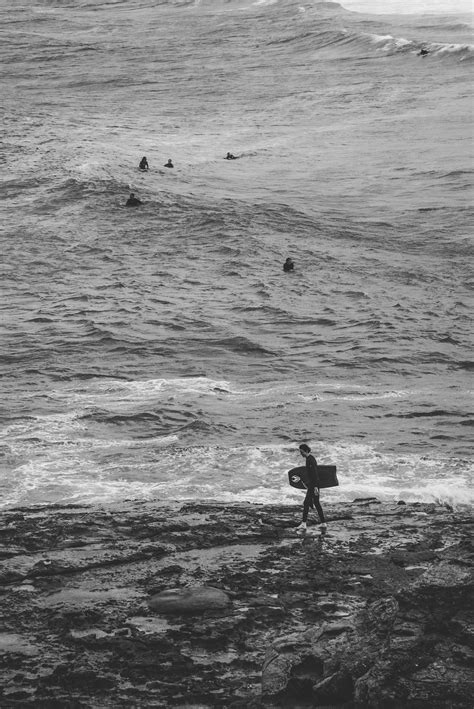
[
  {"left": 164, "top": 159, "right": 174, "bottom": 168},
  {"left": 418, "top": 47, "right": 429, "bottom": 56},
  {"left": 126, "top": 193, "right": 142, "bottom": 207},
  {"left": 296, "top": 443, "right": 327, "bottom": 534},
  {"left": 283, "top": 257, "right": 294, "bottom": 272},
  {"left": 139, "top": 156, "right": 149, "bottom": 171},
  {"left": 225, "top": 152, "right": 237, "bottom": 160}
]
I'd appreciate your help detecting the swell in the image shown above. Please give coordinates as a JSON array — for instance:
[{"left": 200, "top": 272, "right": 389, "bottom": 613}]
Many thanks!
[
  {"left": 338, "top": 30, "right": 473, "bottom": 60},
  {"left": 387, "top": 409, "right": 470, "bottom": 419},
  {"left": 263, "top": 8, "right": 473, "bottom": 61}
]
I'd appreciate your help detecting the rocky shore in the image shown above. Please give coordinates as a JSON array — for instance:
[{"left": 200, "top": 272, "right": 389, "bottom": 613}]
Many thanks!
[{"left": 0, "top": 498, "right": 472, "bottom": 708}]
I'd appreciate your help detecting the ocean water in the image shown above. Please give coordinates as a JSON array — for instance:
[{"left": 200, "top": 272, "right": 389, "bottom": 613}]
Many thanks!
[{"left": 1, "top": 0, "right": 473, "bottom": 510}]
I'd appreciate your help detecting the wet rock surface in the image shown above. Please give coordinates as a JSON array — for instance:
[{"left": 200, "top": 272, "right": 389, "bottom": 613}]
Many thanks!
[{"left": 0, "top": 499, "right": 472, "bottom": 708}]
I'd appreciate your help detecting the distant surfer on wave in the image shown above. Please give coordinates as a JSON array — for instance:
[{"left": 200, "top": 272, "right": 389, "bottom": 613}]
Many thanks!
[
  {"left": 283, "top": 257, "right": 294, "bottom": 272},
  {"left": 225, "top": 152, "right": 237, "bottom": 160},
  {"left": 418, "top": 47, "right": 429, "bottom": 56},
  {"left": 126, "top": 193, "right": 142, "bottom": 207},
  {"left": 164, "top": 159, "right": 174, "bottom": 168},
  {"left": 139, "top": 156, "right": 149, "bottom": 171},
  {"left": 296, "top": 443, "right": 327, "bottom": 534}
]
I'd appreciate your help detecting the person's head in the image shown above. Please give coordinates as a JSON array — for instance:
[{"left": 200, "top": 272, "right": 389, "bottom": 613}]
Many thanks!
[
  {"left": 130, "top": 193, "right": 135, "bottom": 198},
  {"left": 299, "top": 443, "right": 311, "bottom": 458},
  {"left": 286, "top": 257, "right": 293, "bottom": 263},
  {"left": 167, "top": 159, "right": 172, "bottom": 163}
]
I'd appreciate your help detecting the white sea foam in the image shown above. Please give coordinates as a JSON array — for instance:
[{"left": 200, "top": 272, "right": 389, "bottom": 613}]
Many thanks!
[
  {"left": 434, "top": 42, "right": 474, "bottom": 55},
  {"left": 3, "top": 459, "right": 171, "bottom": 509},
  {"left": 299, "top": 389, "right": 411, "bottom": 402},
  {"left": 253, "top": 0, "right": 278, "bottom": 6},
  {"left": 66, "top": 376, "right": 234, "bottom": 404},
  {"left": 1, "top": 412, "right": 87, "bottom": 443},
  {"left": 56, "top": 377, "right": 415, "bottom": 411},
  {"left": 369, "top": 33, "right": 412, "bottom": 51},
  {"left": 6, "top": 435, "right": 179, "bottom": 459},
  {"left": 341, "top": 0, "right": 472, "bottom": 15},
  {"left": 4, "top": 439, "right": 471, "bottom": 511}
]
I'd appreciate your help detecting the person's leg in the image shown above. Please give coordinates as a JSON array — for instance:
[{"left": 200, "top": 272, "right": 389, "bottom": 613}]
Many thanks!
[
  {"left": 296, "top": 489, "right": 316, "bottom": 532},
  {"left": 302, "top": 488, "right": 313, "bottom": 522},
  {"left": 313, "top": 493, "right": 326, "bottom": 524}
]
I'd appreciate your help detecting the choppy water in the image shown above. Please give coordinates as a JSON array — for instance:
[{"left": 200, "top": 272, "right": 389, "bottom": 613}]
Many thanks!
[{"left": 1, "top": 0, "right": 473, "bottom": 510}]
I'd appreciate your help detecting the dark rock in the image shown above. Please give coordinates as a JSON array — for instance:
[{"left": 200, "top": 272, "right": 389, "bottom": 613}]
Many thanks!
[
  {"left": 389, "top": 549, "right": 436, "bottom": 567},
  {"left": 262, "top": 638, "right": 322, "bottom": 698},
  {"left": 363, "top": 596, "right": 398, "bottom": 635},
  {"left": 312, "top": 669, "right": 354, "bottom": 703},
  {"left": 52, "top": 667, "right": 117, "bottom": 691},
  {"left": 449, "top": 610, "right": 474, "bottom": 644},
  {"left": 0, "top": 568, "right": 26, "bottom": 585}
]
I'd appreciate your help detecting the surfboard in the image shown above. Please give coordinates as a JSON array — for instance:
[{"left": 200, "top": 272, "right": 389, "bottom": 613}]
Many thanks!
[{"left": 288, "top": 465, "right": 338, "bottom": 490}]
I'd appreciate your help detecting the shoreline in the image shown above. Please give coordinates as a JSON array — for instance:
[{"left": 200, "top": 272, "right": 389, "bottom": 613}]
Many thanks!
[{"left": 1, "top": 498, "right": 472, "bottom": 707}]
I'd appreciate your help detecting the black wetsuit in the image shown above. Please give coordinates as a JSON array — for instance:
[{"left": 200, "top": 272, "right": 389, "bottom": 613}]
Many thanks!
[
  {"left": 302, "top": 454, "right": 326, "bottom": 523},
  {"left": 126, "top": 196, "right": 142, "bottom": 207},
  {"left": 283, "top": 261, "right": 294, "bottom": 272}
]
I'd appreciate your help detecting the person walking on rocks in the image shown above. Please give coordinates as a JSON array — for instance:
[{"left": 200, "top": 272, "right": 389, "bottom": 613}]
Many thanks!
[{"left": 296, "top": 443, "right": 327, "bottom": 534}]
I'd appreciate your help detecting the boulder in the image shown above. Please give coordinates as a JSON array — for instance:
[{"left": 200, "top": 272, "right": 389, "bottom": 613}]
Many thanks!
[{"left": 261, "top": 634, "right": 315, "bottom": 696}]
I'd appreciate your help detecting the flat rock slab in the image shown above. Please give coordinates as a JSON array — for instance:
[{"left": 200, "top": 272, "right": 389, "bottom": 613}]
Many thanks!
[
  {"left": 413, "top": 561, "right": 473, "bottom": 589},
  {"left": 0, "top": 633, "right": 40, "bottom": 656},
  {"left": 127, "top": 616, "right": 177, "bottom": 635},
  {"left": 40, "top": 587, "right": 144, "bottom": 608},
  {"left": 149, "top": 585, "right": 231, "bottom": 614}
]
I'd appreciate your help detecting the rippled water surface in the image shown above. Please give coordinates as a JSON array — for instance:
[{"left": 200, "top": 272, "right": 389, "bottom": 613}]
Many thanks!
[{"left": 1, "top": 0, "right": 473, "bottom": 508}]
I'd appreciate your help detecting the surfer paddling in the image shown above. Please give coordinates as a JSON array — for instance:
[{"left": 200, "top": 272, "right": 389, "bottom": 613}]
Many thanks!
[
  {"left": 126, "top": 193, "right": 142, "bottom": 207},
  {"left": 295, "top": 443, "right": 327, "bottom": 535}
]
